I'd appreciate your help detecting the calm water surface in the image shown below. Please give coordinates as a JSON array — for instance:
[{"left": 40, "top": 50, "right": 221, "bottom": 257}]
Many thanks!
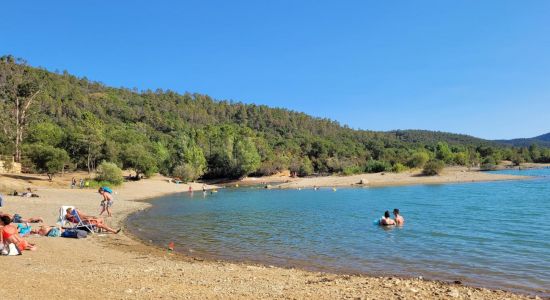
[{"left": 128, "top": 169, "right": 550, "bottom": 296}]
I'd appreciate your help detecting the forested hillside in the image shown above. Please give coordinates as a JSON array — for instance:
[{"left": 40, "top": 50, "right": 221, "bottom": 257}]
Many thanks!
[
  {"left": 496, "top": 133, "right": 550, "bottom": 147},
  {"left": 1, "top": 56, "right": 549, "bottom": 180}
]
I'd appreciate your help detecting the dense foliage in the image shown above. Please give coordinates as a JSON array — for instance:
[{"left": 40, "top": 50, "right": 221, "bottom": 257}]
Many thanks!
[{"left": 1, "top": 56, "right": 550, "bottom": 180}]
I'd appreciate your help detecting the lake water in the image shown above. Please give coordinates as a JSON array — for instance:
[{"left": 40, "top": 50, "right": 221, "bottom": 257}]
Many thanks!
[{"left": 127, "top": 169, "right": 550, "bottom": 296}]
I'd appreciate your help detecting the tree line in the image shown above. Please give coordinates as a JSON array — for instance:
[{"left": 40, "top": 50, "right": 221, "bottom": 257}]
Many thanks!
[{"left": 1, "top": 56, "right": 549, "bottom": 181}]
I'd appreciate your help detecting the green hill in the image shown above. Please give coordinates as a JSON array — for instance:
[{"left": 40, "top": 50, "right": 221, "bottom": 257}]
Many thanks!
[
  {"left": 1, "top": 56, "right": 549, "bottom": 180},
  {"left": 495, "top": 133, "right": 550, "bottom": 147}
]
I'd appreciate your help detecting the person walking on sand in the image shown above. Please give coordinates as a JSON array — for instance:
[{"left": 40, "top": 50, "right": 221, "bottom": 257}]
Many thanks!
[
  {"left": 98, "top": 187, "right": 114, "bottom": 217},
  {"left": 393, "top": 208, "right": 405, "bottom": 225},
  {"left": 71, "top": 177, "right": 76, "bottom": 189}
]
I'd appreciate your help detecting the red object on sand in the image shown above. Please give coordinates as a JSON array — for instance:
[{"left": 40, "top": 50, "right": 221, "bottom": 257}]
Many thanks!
[{"left": 168, "top": 241, "right": 175, "bottom": 251}]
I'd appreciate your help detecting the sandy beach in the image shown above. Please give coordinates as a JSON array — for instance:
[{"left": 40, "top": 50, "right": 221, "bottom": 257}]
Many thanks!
[
  {"left": 241, "top": 166, "right": 532, "bottom": 189},
  {"left": 0, "top": 171, "right": 538, "bottom": 299}
]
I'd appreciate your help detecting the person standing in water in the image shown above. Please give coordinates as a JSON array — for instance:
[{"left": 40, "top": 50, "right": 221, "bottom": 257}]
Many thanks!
[
  {"left": 380, "top": 210, "right": 396, "bottom": 226},
  {"left": 393, "top": 208, "right": 405, "bottom": 225},
  {"left": 98, "top": 187, "right": 114, "bottom": 217}
]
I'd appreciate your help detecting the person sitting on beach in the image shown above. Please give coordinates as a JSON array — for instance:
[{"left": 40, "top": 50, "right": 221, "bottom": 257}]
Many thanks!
[
  {"left": 0, "top": 215, "right": 37, "bottom": 251},
  {"left": 98, "top": 187, "right": 114, "bottom": 217},
  {"left": 65, "top": 208, "right": 121, "bottom": 234},
  {"left": 393, "top": 208, "right": 404, "bottom": 225},
  {"left": 0, "top": 212, "right": 43, "bottom": 223},
  {"left": 380, "top": 210, "right": 396, "bottom": 226}
]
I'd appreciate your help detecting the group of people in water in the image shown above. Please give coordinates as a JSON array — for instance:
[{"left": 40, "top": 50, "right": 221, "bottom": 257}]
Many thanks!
[
  {"left": 1, "top": 187, "right": 120, "bottom": 254},
  {"left": 378, "top": 208, "right": 405, "bottom": 226}
]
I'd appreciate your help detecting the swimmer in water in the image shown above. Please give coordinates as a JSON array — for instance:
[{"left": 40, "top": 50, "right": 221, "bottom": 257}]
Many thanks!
[
  {"left": 393, "top": 208, "right": 404, "bottom": 225},
  {"left": 380, "top": 210, "right": 396, "bottom": 226}
]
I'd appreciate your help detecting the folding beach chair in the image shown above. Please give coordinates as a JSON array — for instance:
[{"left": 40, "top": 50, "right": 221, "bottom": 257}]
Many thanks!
[{"left": 57, "top": 206, "right": 98, "bottom": 233}]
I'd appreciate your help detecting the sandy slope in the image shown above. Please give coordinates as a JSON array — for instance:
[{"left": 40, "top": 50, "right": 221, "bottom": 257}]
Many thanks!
[{"left": 0, "top": 173, "right": 537, "bottom": 299}]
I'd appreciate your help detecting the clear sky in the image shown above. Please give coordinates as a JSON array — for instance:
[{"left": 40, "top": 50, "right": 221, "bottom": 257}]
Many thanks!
[{"left": 1, "top": 1, "right": 549, "bottom": 139}]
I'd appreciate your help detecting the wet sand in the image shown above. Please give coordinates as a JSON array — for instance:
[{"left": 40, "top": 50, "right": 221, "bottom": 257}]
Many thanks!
[{"left": 0, "top": 172, "right": 538, "bottom": 299}]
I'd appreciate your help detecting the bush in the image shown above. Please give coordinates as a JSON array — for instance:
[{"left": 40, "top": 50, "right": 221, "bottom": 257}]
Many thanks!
[
  {"left": 342, "top": 165, "right": 363, "bottom": 176},
  {"left": 95, "top": 162, "right": 123, "bottom": 185},
  {"left": 365, "top": 160, "right": 391, "bottom": 173},
  {"left": 407, "top": 152, "right": 429, "bottom": 168},
  {"left": 391, "top": 163, "right": 408, "bottom": 173},
  {"left": 24, "top": 143, "right": 70, "bottom": 180},
  {"left": 480, "top": 156, "right": 497, "bottom": 170},
  {"left": 422, "top": 160, "right": 445, "bottom": 176},
  {"left": 172, "top": 164, "right": 200, "bottom": 182},
  {"left": 453, "top": 152, "right": 468, "bottom": 166},
  {"left": 290, "top": 156, "right": 314, "bottom": 177}
]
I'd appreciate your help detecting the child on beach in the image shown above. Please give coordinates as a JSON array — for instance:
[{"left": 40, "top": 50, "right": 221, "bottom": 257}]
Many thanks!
[{"left": 98, "top": 187, "right": 114, "bottom": 217}]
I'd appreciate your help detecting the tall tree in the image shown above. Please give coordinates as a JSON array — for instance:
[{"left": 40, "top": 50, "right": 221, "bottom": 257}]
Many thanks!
[{"left": 0, "top": 55, "right": 41, "bottom": 162}]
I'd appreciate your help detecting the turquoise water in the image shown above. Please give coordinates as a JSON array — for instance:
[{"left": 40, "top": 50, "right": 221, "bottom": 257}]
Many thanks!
[{"left": 127, "top": 169, "right": 550, "bottom": 296}]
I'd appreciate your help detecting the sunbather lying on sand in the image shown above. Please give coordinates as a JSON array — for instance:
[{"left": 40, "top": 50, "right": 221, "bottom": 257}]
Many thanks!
[
  {"left": 0, "top": 212, "right": 43, "bottom": 223},
  {"left": 65, "top": 208, "right": 121, "bottom": 234},
  {"left": 0, "top": 215, "right": 37, "bottom": 251},
  {"left": 31, "top": 225, "right": 63, "bottom": 237}
]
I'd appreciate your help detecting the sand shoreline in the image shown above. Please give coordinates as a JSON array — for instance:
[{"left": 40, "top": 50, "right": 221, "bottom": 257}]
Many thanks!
[
  {"left": 0, "top": 172, "right": 544, "bottom": 299},
  {"left": 238, "top": 166, "right": 533, "bottom": 190}
]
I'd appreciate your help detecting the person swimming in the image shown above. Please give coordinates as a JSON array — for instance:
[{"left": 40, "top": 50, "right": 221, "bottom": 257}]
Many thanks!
[
  {"left": 380, "top": 210, "right": 396, "bottom": 226},
  {"left": 393, "top": 208, "right": 405, "bottom": 225}
]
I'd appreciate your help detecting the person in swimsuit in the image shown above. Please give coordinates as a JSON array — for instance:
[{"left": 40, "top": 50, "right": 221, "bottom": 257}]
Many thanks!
[
  {"left": 393, "top": 208, "right": 405, "bottom": 225},
  {"left": 98, "top": 187, "right": 114, "bottom": 217},
  {"left": 380, "top": 210, "right": 396, "bottom": 226},
  {"left": 65, "top": 208, "right": 121, "bottom": 234},
  {"left": 31, "top": 225, "right": 63, "bottom": 237},
  {"left": 0, "top": 215, "right": 37, "bottom": 251},
  {"left": 0, "top": 212, "right": 43, "bottom": 223}
]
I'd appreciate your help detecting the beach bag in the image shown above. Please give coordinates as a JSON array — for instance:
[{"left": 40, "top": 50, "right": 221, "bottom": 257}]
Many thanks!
[
  {"left": 61, "top": 229, "right": 88, "bottom": 239},
  {"left": 1, "top": 243, "right": 22, "bottom": 256},
  {"left": 101, "top": 186, "right": 113, "bottom": 194}
]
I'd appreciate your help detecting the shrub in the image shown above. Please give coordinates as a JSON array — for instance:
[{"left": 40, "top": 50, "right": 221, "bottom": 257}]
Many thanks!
[
  {"left": 391, "top": 163, "right": 408, "bottom": 173},
  {"left": 290, "top": 156, "right": 314, "bottom": 177},
  {"left": 172, "top": 164, "right": 200, "bottom": 182},
  {"left": 407, "top": 152, "right": 429, "bottom": 168},
  {"left": 365, "top": 160, "right": 391, "bottom": 173},
  {"left": 480, "top": 156, "right": 497, "bottom": 170},
  {"left": 342, "top": 165, "right": 363, "bottom": 176},
  {"left": 95, "top": 162, "right": 123, "bottom": 185},
  {"left": 453, "top": 152, "right": 469, "bottom": 166},
  {"left": 422, "top": 160, "right": 445, "bottom": 176},
  {"left": 24, "top": 143, "right": 70, "bottom": 180}
]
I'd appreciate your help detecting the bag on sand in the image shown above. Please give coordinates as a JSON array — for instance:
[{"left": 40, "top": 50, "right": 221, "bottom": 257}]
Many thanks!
[
  {"left": 1, "top": 243, "right": 22, "bottom": 256},
  {"left": 61, "top": 228, "right": 88, "bottom": 239}
]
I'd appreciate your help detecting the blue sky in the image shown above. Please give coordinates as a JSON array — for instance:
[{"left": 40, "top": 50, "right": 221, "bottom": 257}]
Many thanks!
[{"left": 1, "top": 1, "right": 549, "bottom": 139}]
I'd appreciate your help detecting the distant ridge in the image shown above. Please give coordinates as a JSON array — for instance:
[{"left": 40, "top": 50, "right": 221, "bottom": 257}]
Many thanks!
[{"left": 495, "top": 132, "right": 550, "bottom": 147}]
